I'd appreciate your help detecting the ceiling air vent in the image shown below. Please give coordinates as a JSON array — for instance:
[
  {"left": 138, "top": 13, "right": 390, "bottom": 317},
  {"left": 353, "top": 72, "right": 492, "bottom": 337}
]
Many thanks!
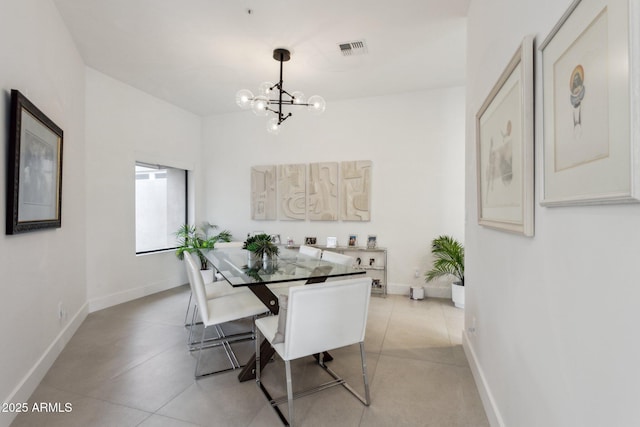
[{"left": 338, "top": 40, "right": 368, "bottom": 56}]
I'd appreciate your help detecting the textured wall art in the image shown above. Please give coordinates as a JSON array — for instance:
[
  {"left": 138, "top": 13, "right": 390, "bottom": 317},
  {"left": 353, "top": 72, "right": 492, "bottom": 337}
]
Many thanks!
[
  {"left": 340, "top": 160, "right": 372, "bottom": 221},
  {"left": 277, "top": 164, "right": 306, "bottom": 220},
  {"left": 251, "top": 165, "right": 276, "bottom": 220},
  {"left": 308, "top": 162, "right": 338, "bottom": 221}
]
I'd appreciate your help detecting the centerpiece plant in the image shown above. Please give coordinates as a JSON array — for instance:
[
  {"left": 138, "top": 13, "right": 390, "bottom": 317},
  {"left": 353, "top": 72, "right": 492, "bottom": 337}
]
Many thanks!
[{"left": 243, "top": 233, "right": 279, "bottom": 260}]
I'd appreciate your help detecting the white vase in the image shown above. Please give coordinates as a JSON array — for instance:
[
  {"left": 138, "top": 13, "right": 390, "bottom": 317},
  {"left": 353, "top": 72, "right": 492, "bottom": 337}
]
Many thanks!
[{"left": 451, "top": 282, "right": 465, "bottom": 308}]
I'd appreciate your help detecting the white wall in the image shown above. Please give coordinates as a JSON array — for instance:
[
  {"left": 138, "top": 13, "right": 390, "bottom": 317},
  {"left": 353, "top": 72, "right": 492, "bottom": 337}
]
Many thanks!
[
  {"left": 85, "top": 68, "right": 203, "bottom": 311},
  {"left": 203, "top": 87, "right": 466, "bottom": 294},
  {"left": 465, "top": 1, "right": 640, "bottom": 426},
  {"left": 0, "top": 1, "right": 86, "bottom": 424}
]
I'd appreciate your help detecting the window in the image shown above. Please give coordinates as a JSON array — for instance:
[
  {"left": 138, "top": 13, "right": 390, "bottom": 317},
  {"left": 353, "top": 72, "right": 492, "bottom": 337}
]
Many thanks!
[{"left": 135, "top": 163, "right": 187, "bottom": 254}]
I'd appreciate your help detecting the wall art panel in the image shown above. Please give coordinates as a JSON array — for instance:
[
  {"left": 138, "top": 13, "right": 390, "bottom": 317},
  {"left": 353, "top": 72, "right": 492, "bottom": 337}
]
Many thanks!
[
  {"left": 251, "top": 165, "right": 276, "bottom": 220},
  {"left": 340, "top": 160, "right": 371, "bottom": 221},
  {"left": 277, "top": 164, "right": 306, "bottom": 220},
  {"left": 308, "top": 162, "right": 338, "bottom": 221}
]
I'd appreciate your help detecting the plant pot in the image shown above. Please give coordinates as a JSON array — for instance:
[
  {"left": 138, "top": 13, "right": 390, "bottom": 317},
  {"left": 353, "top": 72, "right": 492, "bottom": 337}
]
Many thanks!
[
  {"left": 248, "top": 252, "right": 261, "bottom": 269},
  {"left": 452, "top": 282, "right": 465, "bottom": 309},
  {"left": 200, "top": 268, "right": 214, "bottom": 284},
  {"left": 262, "top": 253, "right": 276, "bottom": 273}
]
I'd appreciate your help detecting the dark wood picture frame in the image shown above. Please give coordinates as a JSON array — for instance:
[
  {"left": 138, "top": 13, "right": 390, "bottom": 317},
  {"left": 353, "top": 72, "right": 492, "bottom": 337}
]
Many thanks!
[{"left": 7, "top": 89, "right": 63, "bottom": 234}]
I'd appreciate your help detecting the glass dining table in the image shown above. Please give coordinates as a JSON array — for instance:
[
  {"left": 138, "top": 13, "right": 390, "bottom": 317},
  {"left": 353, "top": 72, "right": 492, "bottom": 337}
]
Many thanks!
[{"left": 204, "top": 246, "right": 366, "bottom": 382}]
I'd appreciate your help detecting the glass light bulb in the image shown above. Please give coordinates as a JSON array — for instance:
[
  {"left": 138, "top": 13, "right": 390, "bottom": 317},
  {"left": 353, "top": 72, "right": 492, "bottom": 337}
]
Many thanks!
[
  {"left": 307, "top": 95, "right": 326, "bottom": 114},
  {"left": 291, "top": 91, "right": 306, "bottom": 105},
  {"left": 267, "top": 118, "right": 281, "bottom": 134},
  {"left": 252, "top": 96, "right": 270, "bottom": 117},
  {"left": 236, "top": 89, "right": 254, "bottom": 109},
  {"left": 258, "top": 81, "right": 275, "bottom": 97}
]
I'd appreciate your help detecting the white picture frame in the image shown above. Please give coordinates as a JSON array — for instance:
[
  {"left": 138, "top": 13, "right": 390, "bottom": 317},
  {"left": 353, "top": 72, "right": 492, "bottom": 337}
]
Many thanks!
[
  {"left": 476, "top": 36, "right": 535, "bottom": 236},
  {"left": 539, "top": 0, "right": 640, "bottom": 206}
]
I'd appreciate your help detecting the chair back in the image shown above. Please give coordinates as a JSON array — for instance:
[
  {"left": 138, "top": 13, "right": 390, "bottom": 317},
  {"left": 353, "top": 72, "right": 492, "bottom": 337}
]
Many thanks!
[
  {"left": 283, "top": 277, "right": 371, "bottom": 360},
  {"left": 215, "top": 241, "right": 244, "bottom": 248},
  {"left": 321, "top": 250, "right": 354, "bottom": 266},
  {"left": 184, "top": 251, "right": 210, "bottom": 321},
  {"left": 299, "top": 245, "right": 322, "bottom": 259}
]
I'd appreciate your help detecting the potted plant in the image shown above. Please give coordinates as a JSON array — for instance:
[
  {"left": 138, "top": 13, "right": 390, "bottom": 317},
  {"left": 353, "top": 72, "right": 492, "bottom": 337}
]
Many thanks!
[
  {"left": 243, "top": 233, "right": 279, "bottom": 269},
  {"left": 424, "top": 235, "right": 465, "bottom": 308},
  {"left": 175, "top": 222, "right": 232, "bottom": 282}
]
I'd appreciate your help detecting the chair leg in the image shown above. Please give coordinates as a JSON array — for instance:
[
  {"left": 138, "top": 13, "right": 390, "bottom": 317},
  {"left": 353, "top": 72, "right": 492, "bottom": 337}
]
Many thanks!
[
  {"left": 285, "top": 360, "right": 294, "bottom": 427},
  {"left": 187, "top": 305, "right": 198, "bottom": 345},
  {"left": 194, "top": 325, "right": 207, "bottom": 378},
  {"left": 360, "top": 342, "right": 371, "bottom": 406},
  {"left": 183, "top": 291, "right": 193, "bottom": 326},
  {"left": 215, "top": 324, "right": 240, "bottom": 369},
  {"left": 255, "top": 327, "right": 262, "bottom": 385}
]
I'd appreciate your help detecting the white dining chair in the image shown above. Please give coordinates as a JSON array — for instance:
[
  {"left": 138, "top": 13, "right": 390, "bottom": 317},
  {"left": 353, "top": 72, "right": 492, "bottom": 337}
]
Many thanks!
[
  {"left": 182, "top": 251, "right": 245, "bottom": 327},
  {"left": 255, "top": 277, "right": 372, "bottom": 426},
  {"left": 184, "top": 251, "right": 270, "bottom": 378},
  {"left": 321, "top": 250, "right": 354, "bottom": 266},
  {"left": 214, "top": 241, "right": 244, "bottom": 248},
  {"left": 298, "top": 244, "right": 322, "bottom": 259}
]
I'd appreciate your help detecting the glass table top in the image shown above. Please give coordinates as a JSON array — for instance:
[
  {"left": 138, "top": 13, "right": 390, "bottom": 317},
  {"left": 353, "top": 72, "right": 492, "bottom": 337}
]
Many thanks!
[{"left": 204, "top": 246, "right": 365, "bottom": 287}]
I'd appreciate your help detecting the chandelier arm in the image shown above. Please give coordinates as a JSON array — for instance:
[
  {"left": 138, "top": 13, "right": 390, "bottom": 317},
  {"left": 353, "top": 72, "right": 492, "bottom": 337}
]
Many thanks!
[
  {"left": 278, "top": 112, "right": 293, "bottom": 125},
  {"left": 279, "top": 88, "right": 295, "bottom": 99},
  {"left": 269, "top": 99, "right": 299, "bottom": 104}
]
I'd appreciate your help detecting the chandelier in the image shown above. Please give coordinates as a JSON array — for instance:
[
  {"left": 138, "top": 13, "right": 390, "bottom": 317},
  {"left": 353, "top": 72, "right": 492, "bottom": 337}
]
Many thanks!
[{"left": 235, "top": 48, "right": 326, "bottom": 134}]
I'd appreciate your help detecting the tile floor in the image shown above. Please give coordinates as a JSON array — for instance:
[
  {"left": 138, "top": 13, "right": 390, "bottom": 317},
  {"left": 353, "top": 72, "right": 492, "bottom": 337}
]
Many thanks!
[{"left": 11, "top": 286, "right": 488, "bottom": 427}]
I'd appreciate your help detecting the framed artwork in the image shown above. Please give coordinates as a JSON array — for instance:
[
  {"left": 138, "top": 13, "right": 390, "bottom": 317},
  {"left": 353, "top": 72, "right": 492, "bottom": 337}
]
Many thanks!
[
  {"left": 326, "top": 236, "right": 337, "bottom": 248},
  {"left": 476, "top": 36, "right": 535, "bottom": 236},
  {"left": 348, "top": 234, "right": 357, "bottom": 247},
  {"left": 540, "top": 0, "right": 639, "bottom": 205},
  {"left": 7, "top": 90, "right": 63, "bottom": 234},
  {"left": 277, "top": 164, "right": 306, "bottom": 220},
  {"left": 251, "top": 165, "right": 276, "bottom": 220},
  {"left": 340, "top": 160, "right": 372, "bottom": 221},
  {"left": 308, "top": 162, "right": 338, "bottom": 221},
  {"left": 304, "top": 236, "right": 317, "bottom": 245}
]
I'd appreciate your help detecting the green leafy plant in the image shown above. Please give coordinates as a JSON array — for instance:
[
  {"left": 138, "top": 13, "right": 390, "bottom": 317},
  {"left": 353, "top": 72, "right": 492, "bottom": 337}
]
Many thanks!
[
  {"left": 243, "top": 233, "right": 279, "bottom": 259},
  {"left": 424, "top": 235, "right": 464, "bottom": 286},
  {"left": 175, "top": 222, "right": 232, "bottom": 270}
]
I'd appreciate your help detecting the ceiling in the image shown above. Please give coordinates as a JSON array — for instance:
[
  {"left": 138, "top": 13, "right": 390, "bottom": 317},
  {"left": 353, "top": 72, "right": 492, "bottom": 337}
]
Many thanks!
[{"left": 53, "top": 0, "right": 470, "bottom": 116}]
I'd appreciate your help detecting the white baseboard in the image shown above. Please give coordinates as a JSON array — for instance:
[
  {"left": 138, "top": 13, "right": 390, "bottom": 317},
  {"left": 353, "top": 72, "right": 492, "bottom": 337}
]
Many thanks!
[
  {"left": 1, "top": 302, "right": 88, "bottom": 427},
  {"left": 88, "top": 280, "right": 183, "bottom": 313},
  {"left": 462, "top": 331, "right": 505, "bottom": 427},
  {"left": 387, "top": 282, "right": 452, "bottom": 299}
]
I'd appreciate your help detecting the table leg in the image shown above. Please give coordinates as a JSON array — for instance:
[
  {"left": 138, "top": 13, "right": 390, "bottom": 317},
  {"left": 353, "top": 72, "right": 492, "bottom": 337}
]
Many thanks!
[{"left": 238, "top": 338, "right": 275, "bottom": 382}]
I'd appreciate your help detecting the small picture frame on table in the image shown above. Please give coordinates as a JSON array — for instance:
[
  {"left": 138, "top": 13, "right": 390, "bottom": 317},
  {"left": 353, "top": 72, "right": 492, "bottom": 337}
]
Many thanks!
[
  {"left": 367, "top": 235, "right": 377, "bottom": 249},
  {"left": 326, "top": 236, "right": 337, "bottom": 248},
  {"left": 304, "top": 236, "right": 317, "bottom": 245},
  {"left": 348, "top": 234, "right": 357, "bottom": 247}
]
